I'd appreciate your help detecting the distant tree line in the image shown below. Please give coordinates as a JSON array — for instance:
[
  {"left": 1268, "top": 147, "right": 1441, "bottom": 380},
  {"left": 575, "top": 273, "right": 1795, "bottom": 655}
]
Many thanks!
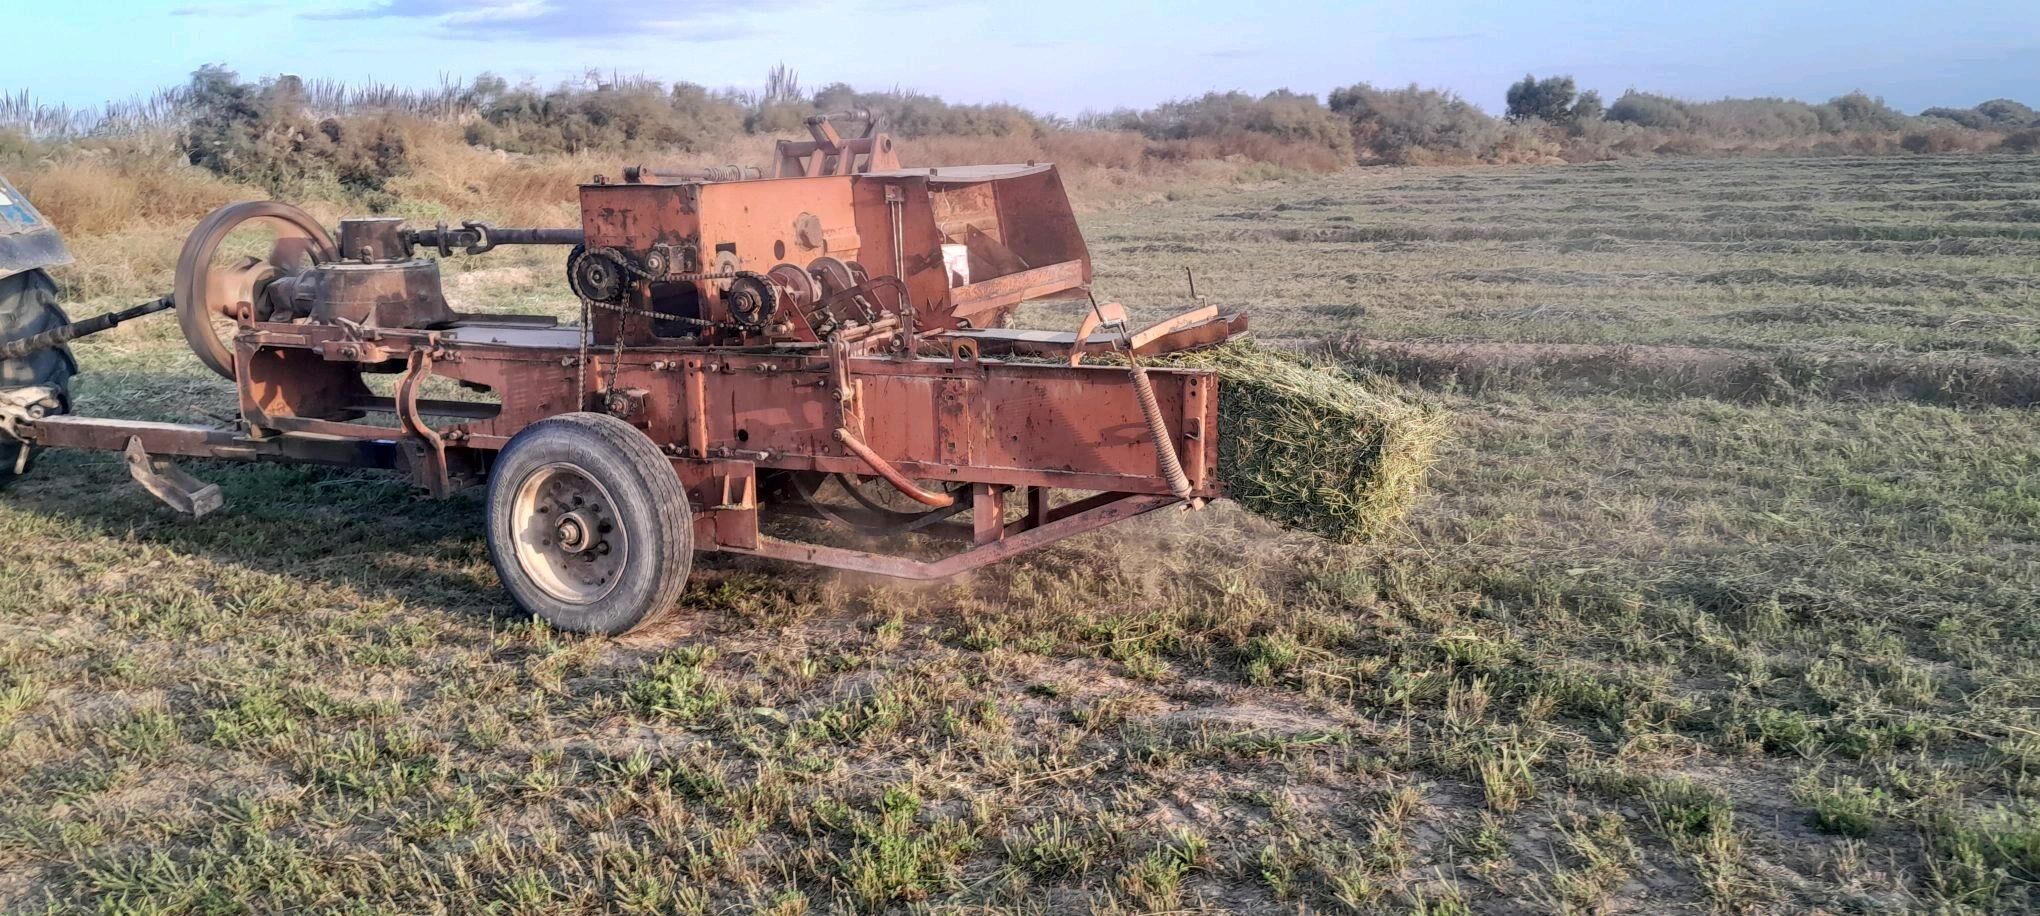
[{"left": 5, "top": 66, "right": 2036, "bottom": 201}]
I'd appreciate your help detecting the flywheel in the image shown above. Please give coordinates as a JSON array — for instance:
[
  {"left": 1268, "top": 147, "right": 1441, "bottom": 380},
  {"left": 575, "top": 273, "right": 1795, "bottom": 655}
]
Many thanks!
[{"left": 172, "top": 201, "right": 336, "bottom": 380}]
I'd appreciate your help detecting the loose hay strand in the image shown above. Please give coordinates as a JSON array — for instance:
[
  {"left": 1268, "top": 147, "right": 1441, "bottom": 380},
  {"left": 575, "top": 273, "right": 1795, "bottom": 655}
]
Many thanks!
[{"left": 1158, "top": 342, "right": 1448, "bottom": 543}]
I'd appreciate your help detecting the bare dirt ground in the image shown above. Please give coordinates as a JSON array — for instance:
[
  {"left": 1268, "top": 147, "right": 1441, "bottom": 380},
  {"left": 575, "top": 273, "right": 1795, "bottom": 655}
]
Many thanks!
[{"left": 3, "top": 154, "right": 2039, "bottom": 913}]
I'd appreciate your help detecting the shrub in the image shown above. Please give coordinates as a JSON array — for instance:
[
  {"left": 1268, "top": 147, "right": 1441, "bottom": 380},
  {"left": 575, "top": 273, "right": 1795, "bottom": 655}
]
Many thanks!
[
  {"left": 1690, "top": 98, "right": 1825, "bottom": 140},
  {"left": 1505, "top": 74, "right": 1578, "bottom": 124},
  {"left": 1108, "top": 90, "right": 1351, "bottom": 159},
  {"left": 744, "top": 100, "right": 809, "bottom": 135},
  {"left": 0, "top": 128, "right": 49, "bottom": 165},
  {"left": 1975, "top": 98, "right": 2038, "bottom": 128},
  {"left": 1817, "top": 91, "right": 1907, "bottom": 132},
  {"left": 1901, "top": 127, "right": 1993, "bottom": 154},
  {"left": 1559, "top": 117, "right": 1639, "bottom": 162},
  {"left": 1924, "top": 99, "right": 2039, "bottom": 131},
  {"left": 1330, "top": 82, "right": 1498, "bottom": 164},
  {"left": 1609, "top": 90, "right": 1918, "bottom": 144},
  {"left": 2001, "top": 129, "right": 2040, "bottom": 153},
  {"left": 179, "top": 67, "right": 410, "bottom": 200},
  {"left": 1607, "top": 91, "right": 1694, "bottom": 131},
  {"left": 461, "top": 73, "right": 745, "bottom": 155},
  {"left": 810, "top": 83, "right": 1041, "bottom": 138},
  {"left": 1572, "top": 90, "right": 1605, "bottom": 125},
  {"left": 18, "top": 63, "right": 2039, "bottom": 223},
  {"left": 1920, "top": 106, "right": 1991, "bottom": 130}
]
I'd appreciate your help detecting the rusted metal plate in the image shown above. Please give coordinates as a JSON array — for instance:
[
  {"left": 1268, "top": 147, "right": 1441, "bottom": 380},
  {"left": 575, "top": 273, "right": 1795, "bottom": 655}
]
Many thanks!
[
  {"left": 972, "top": 483, "right": 1005, "bottom": 544},
  {"left": 948, "top": 260, "right": 1087, "bottom": 321},
  {"left": 699, "top": 177, "right": 861, "bottom": 265},
  {"left": 26, "top": 415, "right": 398, "bottom": 467},
  {"left": 674, "top": 457, "right": 759, "bottom": 551},
  {"left": 936, "top": 377, "right": 972, "bottom": 467},
  {"left": 1181, "top": 371, "right": 1212, "bottom": 494},
  {"left": 865, "top": 164, "right": 1055, "bottom": 183}
]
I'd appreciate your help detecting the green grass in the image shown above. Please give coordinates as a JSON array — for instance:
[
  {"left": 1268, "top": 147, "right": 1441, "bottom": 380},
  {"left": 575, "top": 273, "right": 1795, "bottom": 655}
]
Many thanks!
[{"left": 2, "top": 154, "right": 2038, "bottom": 912}]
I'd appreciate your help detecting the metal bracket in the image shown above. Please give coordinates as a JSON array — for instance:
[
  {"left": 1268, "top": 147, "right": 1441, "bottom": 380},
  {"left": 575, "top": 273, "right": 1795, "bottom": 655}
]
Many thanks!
[
  {"left": 1069, "top": 301, "right": 1129, "bottom": 367},
  {"left": 124, "top": 436, "right": 223, "bottom": 518},
  {"left": 0, "top": 385, "right": 63, "bottom": 440},
  {"left": 394, "top": 347, "right": 453, "bottom": 496}
]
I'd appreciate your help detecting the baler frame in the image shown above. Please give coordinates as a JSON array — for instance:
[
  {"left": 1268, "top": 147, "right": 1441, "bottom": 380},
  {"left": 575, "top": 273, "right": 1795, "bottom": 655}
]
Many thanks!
[
  {"left": 19, "top": 315, "right": 1222, "bottom": 581},
  {"left": 1, "top": 116, "right": 1246, "bottom": 632}
]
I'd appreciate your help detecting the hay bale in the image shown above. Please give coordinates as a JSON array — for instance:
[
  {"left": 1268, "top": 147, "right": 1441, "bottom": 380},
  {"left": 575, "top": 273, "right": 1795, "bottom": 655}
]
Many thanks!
[{"left": 1158, "top": 342, "right": 1446, "bottom": 543}]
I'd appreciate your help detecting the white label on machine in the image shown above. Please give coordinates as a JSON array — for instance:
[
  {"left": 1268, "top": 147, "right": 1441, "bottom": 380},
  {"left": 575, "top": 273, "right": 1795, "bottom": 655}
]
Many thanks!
[{"left": 942, "top": 243, "right": 969, "bottom": 287}]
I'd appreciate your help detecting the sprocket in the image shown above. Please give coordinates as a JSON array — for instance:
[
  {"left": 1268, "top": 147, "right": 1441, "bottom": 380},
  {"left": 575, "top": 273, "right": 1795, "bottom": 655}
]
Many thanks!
[{"left": 723, "top": 272, "right": 778, "bottom": 327}]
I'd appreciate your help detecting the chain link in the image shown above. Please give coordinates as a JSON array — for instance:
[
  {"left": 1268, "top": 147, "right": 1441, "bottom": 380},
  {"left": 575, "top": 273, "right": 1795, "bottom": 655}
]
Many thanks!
[
  {"left": 575, "top": 296, "right": 589, "bottom": 408},
  {"left": 570, "top": 294, "right": 754, "bottom": 409}
]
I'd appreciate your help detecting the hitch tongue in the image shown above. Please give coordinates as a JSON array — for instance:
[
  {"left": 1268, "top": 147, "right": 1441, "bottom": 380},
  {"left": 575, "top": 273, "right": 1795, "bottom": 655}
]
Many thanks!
[{"left": 123, "top": 437, "right": 223, "bottom": 518}]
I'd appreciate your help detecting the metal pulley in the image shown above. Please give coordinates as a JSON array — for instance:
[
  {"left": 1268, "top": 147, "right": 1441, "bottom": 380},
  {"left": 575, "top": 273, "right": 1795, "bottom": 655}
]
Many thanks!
[
  {"left": 569, "top": 249, "right": 627, "bottom": 303},
  {"left": 171, "top": 201, "right": 336, "bottom": 380}
]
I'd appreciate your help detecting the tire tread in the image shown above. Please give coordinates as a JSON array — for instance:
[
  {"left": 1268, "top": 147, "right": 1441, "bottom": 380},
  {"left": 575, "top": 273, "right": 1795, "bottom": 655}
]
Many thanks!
[{"left": 485, "top": 412, "right": 692, "bottom": 634}]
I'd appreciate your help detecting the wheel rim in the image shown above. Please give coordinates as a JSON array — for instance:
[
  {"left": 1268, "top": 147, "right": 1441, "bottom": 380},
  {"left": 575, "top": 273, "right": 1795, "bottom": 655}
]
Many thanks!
[
  {"left": 509, "top": 462, "right": 629, "bottom": 605},
  {"left": 173, "top": 202, "right": 336, "bottom": 380}
]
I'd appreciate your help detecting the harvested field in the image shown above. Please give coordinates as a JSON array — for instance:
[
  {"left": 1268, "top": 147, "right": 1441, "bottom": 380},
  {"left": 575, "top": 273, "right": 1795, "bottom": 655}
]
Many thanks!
[
  {"left": 3, "top": 154, "right": 2039, "bottom": 913},
  {"left": 1324, "top": 336, "right": 2040, "bottom": 406}
]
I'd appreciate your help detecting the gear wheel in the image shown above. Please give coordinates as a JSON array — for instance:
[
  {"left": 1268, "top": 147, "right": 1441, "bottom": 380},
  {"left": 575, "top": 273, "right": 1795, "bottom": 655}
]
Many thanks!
[
  {"left": 723, "top": 272, "right": 778, "bottom": 327},
  {"left": 567, "top": 245, "right": 629, "bottom": 303}
]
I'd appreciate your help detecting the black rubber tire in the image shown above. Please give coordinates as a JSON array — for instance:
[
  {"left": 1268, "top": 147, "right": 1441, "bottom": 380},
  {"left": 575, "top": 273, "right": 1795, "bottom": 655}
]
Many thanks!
[
  {"left": 485, "top": 413, "right": 693, "bottom": 635},
  {"left": 1, "top": 268, "right": 72, "bottom": 491}
]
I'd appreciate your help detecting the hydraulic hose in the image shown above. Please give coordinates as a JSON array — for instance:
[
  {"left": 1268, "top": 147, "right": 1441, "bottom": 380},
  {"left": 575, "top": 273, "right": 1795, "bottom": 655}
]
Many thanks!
[{"left": 832, "top": 428, "right": 957, "bottom": 507}]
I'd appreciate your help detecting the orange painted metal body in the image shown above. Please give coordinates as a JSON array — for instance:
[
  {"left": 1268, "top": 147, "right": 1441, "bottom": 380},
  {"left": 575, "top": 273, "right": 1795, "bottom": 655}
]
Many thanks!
[
  {"left": 172, "top": 314, "right": 1224, "bottom": 568},
  {"left": 20, "top": 131, "right": 1244, "bottom": 579},
  {"left": 581, "top": 163, "right": 1090, "bottom": 343}
]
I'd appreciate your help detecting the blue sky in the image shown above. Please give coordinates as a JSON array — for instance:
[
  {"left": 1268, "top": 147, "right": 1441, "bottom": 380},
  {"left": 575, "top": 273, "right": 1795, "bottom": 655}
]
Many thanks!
[{"left": 7, "top": 1, "right": 2037, "bottom": 116}]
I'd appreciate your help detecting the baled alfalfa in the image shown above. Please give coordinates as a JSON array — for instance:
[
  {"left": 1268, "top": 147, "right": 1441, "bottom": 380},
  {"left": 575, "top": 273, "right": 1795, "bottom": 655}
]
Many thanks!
[{"left": 1158, "top": 342, "right": 1446, "bottom": 543}]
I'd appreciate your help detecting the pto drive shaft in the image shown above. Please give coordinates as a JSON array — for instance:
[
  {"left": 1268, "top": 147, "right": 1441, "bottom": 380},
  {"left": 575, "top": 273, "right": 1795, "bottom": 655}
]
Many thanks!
[{"left": 0, "top": 295, "right": 173, "bottom": 360}]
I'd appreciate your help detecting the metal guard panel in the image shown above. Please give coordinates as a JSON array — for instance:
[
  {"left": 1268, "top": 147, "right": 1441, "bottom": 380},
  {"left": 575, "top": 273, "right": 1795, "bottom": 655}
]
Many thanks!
[
  {"left": 848, "top": 361, "right": 1218, "bottom": 494},
  {"left": 0, "top": 174, "right": 73, "bottom": 275}
]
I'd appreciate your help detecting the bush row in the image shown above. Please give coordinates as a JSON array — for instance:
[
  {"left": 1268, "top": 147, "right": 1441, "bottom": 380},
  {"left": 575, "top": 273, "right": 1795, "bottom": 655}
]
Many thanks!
[{"left": 6, "top": 68, "right": 2036, "bottom": 202}]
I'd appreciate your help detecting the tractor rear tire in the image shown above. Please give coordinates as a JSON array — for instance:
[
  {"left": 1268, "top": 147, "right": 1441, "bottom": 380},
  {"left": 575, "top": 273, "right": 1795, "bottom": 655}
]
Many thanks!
[
  {"left": 1, "top": 268, "right": 74, "bottom": 491},
  {"left": 485, "top": 412, "right": 693, "bottom": 635}
]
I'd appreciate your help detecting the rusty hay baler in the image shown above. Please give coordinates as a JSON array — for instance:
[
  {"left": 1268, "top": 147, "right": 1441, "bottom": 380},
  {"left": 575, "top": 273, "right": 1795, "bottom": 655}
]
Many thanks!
[{"left": 0, "top": 114, "right": 1248, "bottom": 634}]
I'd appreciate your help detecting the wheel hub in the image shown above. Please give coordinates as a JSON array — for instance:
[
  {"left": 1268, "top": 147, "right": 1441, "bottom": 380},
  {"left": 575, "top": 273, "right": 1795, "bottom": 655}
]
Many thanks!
[
  {"left": 511, "top": 463, "right": 627, "bottom": 604},
  {"left": 555, "top": 510, "right": 593, "bottom": 552}
]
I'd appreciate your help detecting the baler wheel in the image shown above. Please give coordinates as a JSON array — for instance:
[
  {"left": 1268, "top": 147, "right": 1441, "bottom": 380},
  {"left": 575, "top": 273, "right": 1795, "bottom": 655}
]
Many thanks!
[
  {"left": 172, "top": 201, "right": 337, "bottom": 380},
  {"left": 486, "top": 413, "right": 694, "bottom": 635}
]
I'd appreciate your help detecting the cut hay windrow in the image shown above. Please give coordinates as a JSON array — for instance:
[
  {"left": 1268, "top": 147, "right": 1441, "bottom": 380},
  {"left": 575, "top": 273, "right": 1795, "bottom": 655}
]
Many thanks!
[{"left": 1156, "top": 341, "right": 1447, "bottom": 543}]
